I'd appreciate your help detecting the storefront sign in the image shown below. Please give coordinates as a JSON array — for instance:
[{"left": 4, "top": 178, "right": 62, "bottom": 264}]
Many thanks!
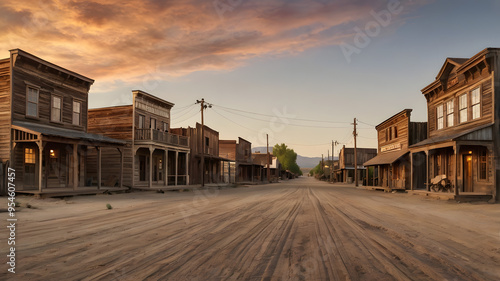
[{"left": 381, "top": 142, "right": 401, "bottom": 153}]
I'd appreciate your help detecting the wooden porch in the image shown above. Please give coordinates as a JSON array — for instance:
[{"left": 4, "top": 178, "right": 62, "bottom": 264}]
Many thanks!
[
  {"left": 16, "top": 186, "right": 129, "bottom": 198},
  {"left": 407, "top": 190, "right": 493, "bottom": 202}
]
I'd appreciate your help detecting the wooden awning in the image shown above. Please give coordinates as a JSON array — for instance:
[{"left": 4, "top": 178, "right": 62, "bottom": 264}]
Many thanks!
[
  {"left": 364, "top": 150, "right": 409, "bottom": 166},
  {"left": 12, "top": 121, "right": 126, "bottom": 146}
]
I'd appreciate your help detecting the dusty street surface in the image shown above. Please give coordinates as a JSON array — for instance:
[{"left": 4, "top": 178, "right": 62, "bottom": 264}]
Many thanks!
[{"left": 2, "top": 177, "right": 500, "bottom": 280}]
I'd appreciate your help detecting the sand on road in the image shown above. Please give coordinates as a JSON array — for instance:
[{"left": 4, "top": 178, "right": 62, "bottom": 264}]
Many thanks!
[{"left": 2, "top": 177, "right": 500, "bottom": 280}]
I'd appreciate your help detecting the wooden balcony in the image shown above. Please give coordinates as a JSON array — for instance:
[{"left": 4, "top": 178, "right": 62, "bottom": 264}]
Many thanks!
[{"left": 135, "top": 128, "right": 189, "bottom": 147}]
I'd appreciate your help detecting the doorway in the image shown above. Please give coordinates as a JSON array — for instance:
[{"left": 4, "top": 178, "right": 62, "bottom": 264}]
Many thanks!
[
  {"left": 463, "top": 155, "right": 473, "bottom": 192},
  {"left": 139, "top": 155, "right": 147, "bottom": 182}
]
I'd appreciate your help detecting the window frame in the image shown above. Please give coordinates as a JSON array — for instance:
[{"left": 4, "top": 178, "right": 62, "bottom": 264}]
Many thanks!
[
  {"left": 446, "top": 99, "right": 454, "bottom": 127},
  {"left": 26, "top": 86, "right": 40, "bottom": 119},
  {"left": 50, "top": 95, "right": 63, "bottom": 123},
  {"left": 436, "top": 104, "right": 444, "bottom": 130},
  {"left": 478, "top": 149, "right": 488, "bottom": 181},
  {"left": 150, "top": 118, "right": 156, "bottom": 130},
  {"left": 459, "top": 93, "right": 468, "bottom": 123},
  {"left": 163, "top": 122, "right": 169, "bottom": 132},
  {"left": 138, "top": 114, "right": 145, "bottom": 129},
  {"left": 471, "top": 87, "right": 481, "bottom": 120},
  {"left": 72, "top": 99, "right": 83, "bottom": 126},
  {"left": 24, "top": 147, "right": 36, "bottom": 164}
]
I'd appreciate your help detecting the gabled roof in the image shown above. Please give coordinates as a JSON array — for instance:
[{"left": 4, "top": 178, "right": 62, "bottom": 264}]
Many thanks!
[{"left": 434, "top": 57, "right": 468, "bottom": 81}]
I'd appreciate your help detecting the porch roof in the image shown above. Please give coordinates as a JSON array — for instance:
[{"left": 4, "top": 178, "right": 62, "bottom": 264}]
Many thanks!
[
  {"left": 409, "top": 124, "right": 493, "bottom": 149},
  {"left": 13, "top": 121, "right": 126, "bottom": 145},
  {"left": 364, "top": 149, "right": 409, "bottom": 166}
]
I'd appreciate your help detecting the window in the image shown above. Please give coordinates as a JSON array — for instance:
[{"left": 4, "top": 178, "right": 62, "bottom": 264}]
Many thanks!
[
  {"left": 479, "top": 150, "right": 487, "bottom": 180},
  {"left": 205, "top": 137, "right": 209, "bottom": 146},
  {"left": 394, "top": 126, "right": 398, "bottom": 138},
  {"left": 25, "top": 148, "right": 35, "bottom": 164},
  {"left": 459, "top": 94, "right": 467, "bottom": 123},
  {"left": 471, "top": 88, "right": 480, "bottom": 120},
  {"left": 26, "top": 87, "right": 39, "bottom": 117},
  {"left": 385, "top": 129, "right": 388, "bottom": 142},
  {"left": 392, "top": 164, "right": 400, "bottom": 180},
  {"left": 138, "top": 115, "right": 145, "bottom": 129},
  {"left": 51, "top": 96, "right": 62, "bottom": 122},
  {"left": 389, "top": 127, "right": 392, "bottom": 140},
  {"left": 436, "top": 104, "right": 444, "bottom": 130},
  {"left": 150, "top": 118, "right": 156, "bottom": 129},
  {"left": 163, "top": 122, "right": 169, "bottom": 132},
  {"left": 446, "top": 99, "right": 454, "bottom": 127},
  {"left": 72, "top": 100, "right": 81, "bottom": 126}
]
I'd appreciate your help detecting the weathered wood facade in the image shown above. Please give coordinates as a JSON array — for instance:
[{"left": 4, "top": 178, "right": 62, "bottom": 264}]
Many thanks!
[
  {"left": 88, "top": 90, "right": 190, "bottom": 188},
  {"left": 219, "top": 138, "right": 263, "bottom": 183},
  {"left": 364, "top": 109, "right": 427, "bottom": 190},
  {"left": 409, "top": 48, "right": 500, "bottom": 202},
  {"left": 171, "top": 123, "right": 225, "bottom": 185},
  {"left": 2, "top": 49, "right": 125, "bottom": 192},
  {"left": 253, "top": 153, "right": 281, "bottom": 181},
  {"left": 335, "top": 146, "right": 377, "bottom": 183}
]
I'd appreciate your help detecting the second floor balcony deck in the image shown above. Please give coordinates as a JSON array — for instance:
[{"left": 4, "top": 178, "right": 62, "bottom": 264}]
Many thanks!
[{"left": 135, "top": 128, "right": 189, "bottom": 148}]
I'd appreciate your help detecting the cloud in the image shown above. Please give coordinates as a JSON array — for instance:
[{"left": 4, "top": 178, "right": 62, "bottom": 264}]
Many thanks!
[{"left": 0, "top": 0, "right": 428, "bottom": 90}]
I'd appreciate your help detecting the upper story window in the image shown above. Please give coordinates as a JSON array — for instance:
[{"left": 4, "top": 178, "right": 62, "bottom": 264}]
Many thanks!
[
  {"left": 150, "top": 118, "right": 156, "bottom": 129},
  {"left": 51, "top": 95, "right": 62, "bottom": 122},
  {"left": 394, "top": 126, "right": 398, "bottom": 138},
  {"left": 26, "top": 87, "right": 39, "bottom": 117},
  {"left": 436, "top": 104, "right": 444, "bottom": 130},
  {"left": 471, "top": 87, "right": 480, "bottom": 120},
  {"left": 72, "top": 100, "right": 81, "bottom": 126},
  {"left": 138, "top": 114, "right": 145, "bottom": 129},
  {"left": 446, "top": 99, "right": 454, "bottom": 127},
  {"left": 163, "top": 122, "right": 169, "bottom": 132},
  {"left": 459, "top": 93, "right": 468, "bottom": 123}
]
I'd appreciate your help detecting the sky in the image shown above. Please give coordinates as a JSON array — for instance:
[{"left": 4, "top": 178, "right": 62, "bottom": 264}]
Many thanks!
[{"left": 2, "top": 0, "right": 500, "bottom": 157}]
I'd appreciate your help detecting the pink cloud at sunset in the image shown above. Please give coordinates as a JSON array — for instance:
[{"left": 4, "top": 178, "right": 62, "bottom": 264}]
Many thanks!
[{"left": 0, "top": 0, "right": 428, "bottom": 86}]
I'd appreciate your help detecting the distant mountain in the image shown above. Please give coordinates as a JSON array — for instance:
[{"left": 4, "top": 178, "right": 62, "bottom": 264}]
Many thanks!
[{"left": 252, "top": 147, "right": 333, "bottom": 168}]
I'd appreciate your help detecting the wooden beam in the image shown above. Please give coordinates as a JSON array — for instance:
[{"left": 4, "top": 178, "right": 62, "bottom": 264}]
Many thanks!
[
  {"left": 119, "top": 148, "right": 124, "bottom": 188},
  {"left": 164, "top": 149, "right": 168, "bottom": 186},
  {"left": 186, "top": 152, "right": 190, "bottom": 185},
  {"left": 37, "top": 141, "right": 43, "bottom": 192},
  {"left": 410, "top": 153, "right": 414, "bottom": 191},
  {"left": 455, "top": 145, "right": 459, "bottom": 196},
  {"left": 425, "top": 150, "right": 429, "bottom": 191},
  {"left": 73, "top": 144, "right": 78, "bottom": 190},
  {"left": 149, "top": 146, "right": 153, "bottom": 188},
  {"left": 175, "top": 151, "right": 178, "bottom": 186},
  {"left": 97, "top": 147, "right": 101, "bottom": 190}
]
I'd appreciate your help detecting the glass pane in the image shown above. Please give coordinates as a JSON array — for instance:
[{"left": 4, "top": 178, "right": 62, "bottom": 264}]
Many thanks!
[
  {"left": 73, "top": 112, "right": 80, "bottom": 125},
  {"left": 472, "top": 104, "right": 480, "bottom": 119},
  {"left": 447, "top": 114, "right": 454, "bottom": 127},
  {"left": 447, "top": 100, "right": 453, "bottom": 112},
  {"left": 437, "top": 105, "right": 443, "bottom": 117},
  {"left": 471, "top": 88, "right": 480, "bottom": 104},
  {"left": 28, "top": 88, "right": 38, "bottom": 103},
  {"left": 459, "top": 94, "right": 467, "bottom": 109},
  {"left": 52, "top": 108, "right": 61, "bottom": 122},
  {"left": 53, "top": 96, "right": 61, "bottom": 109},
  {"left": 437, "top": 117, "right": 443, "bottom": 129},
  {"left": 460, "top": 109, "right": 467, "bottom": 123},
  {"left": 27, "top": 102, "right": 37, "bottom": 116},
  {"left": 73, "top": 101, "right": 81, "bottom": 113}
]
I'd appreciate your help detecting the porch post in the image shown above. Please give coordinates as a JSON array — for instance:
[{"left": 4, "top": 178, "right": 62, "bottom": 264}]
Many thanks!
[
  {"left": 410, "top": 152, "right": 414, "bottom": 191},
  {"left": 377, "top": 165, "right": 381, "bottom": 186},
  {"left": 37, "top": 141, "right": 44, "bottom": 192},
  {"left": 73, "top": 144, "right": 78, "bottom": 190},
  {"left": 454, "top": 144, "right": 459, "bottom": 196},
  {"left": 97, "top": 146, "right": 102, "bottom": 190},
  {"left": 389, "top": 164, "right": 393, "bottom": 189},
  {"left": 119, "top": 147, "right": 124, "bottom": 188},
  {"left": 186, "top": 152, "right": 190, "bottom": 185},
  {"left": 164, "top": 149, "right": 168, "bottom": 186},
  {"left": 175, "top": 151, "right": 178, "bottom": 186},
  {"left": 425, "top": 150, "right": 429, "bottom": 191},
  {"left": 149, "top": 146, "right": 153, "bottom": 188}
]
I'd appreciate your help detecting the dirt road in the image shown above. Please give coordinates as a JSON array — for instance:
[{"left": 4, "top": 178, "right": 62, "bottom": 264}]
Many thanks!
[{"left": 2, "top": 177, "right": 500, "bottom": 280}]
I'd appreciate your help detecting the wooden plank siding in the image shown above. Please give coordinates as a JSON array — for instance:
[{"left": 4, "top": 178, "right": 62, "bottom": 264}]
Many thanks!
[
  {"left": 0, "top": 58, "right": 11, "bottom": 162},
  {"left": 88, "top": 106, "right": 134, "bottom": 140},
  {"left": 11, "top": 54, "right": 90, "bottom": 132}
]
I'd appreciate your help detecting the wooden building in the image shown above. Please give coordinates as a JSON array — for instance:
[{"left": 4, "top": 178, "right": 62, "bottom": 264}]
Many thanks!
[
  {"left": 409, "top": 48, "right": 500, "bottom": 202},
  {"left": 253, "top": 153, "right": 281, "bottom": 182},
  {"left": 336, "top": 146, "right": 377, "bottom": 183},
  {"left": 0, "top": 49, "right": 125, "bottom": 192},
  {"left": 364, "top": 109, "right": 427, "bottom": 190},
  {"left": 219, "top": 138, "right": 263, "bottom": 183},
  {"left": 171, "top": 123, "right": 227, "bottom": 185},
  {"left": 88, "top": 90, "right": 190, "bottom": 188}
]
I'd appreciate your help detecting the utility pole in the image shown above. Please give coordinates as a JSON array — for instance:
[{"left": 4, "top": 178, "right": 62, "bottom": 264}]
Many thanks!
[
  {"left": 196, "top": 98, "right": 212, "bottom": 187},
  {"left": 327, "top": 149, "right": 330, "bottom": 181},
  {"left": 353, "top": 118, "right": 358, "bottom": 187},
  {"left": 321, "top": 154, "right": 324, "bottom": 174},
  {"left": 267, "top": 134, "right": 271, "bottom": 183},
  {"left": 332, "top": 140, "right": 338, "bottom": 182}
]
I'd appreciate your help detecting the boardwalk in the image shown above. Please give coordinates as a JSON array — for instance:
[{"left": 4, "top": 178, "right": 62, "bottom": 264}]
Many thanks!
[{"left": 3, "top": 177, "right": 500, "bottom": 280}]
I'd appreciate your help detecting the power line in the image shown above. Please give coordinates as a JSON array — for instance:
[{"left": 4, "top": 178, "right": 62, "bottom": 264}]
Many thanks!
[{"left": 213, "top": 104, "right": 353, "bottom": 124}]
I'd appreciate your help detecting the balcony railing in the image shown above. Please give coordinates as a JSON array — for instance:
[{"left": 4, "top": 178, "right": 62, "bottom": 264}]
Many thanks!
[{"left": 135, "top": 128, "right": 189, "bottom": 147}]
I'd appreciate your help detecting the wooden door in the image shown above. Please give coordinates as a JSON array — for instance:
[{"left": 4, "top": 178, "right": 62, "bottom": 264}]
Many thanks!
[
  {"left": 463, "top": 155, "right": 473, "bottom": 192},
  {"left": 139, "top": 155, "right": 146, "bottom": 182}
]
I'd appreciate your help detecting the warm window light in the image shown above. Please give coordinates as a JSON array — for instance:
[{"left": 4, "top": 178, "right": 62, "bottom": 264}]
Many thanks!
[
  {"left": 468, "top": 151, "right": 472, "bottom": 154},
  {"left": 50, "top": 150, "right": 56, "bottom": 158}
]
